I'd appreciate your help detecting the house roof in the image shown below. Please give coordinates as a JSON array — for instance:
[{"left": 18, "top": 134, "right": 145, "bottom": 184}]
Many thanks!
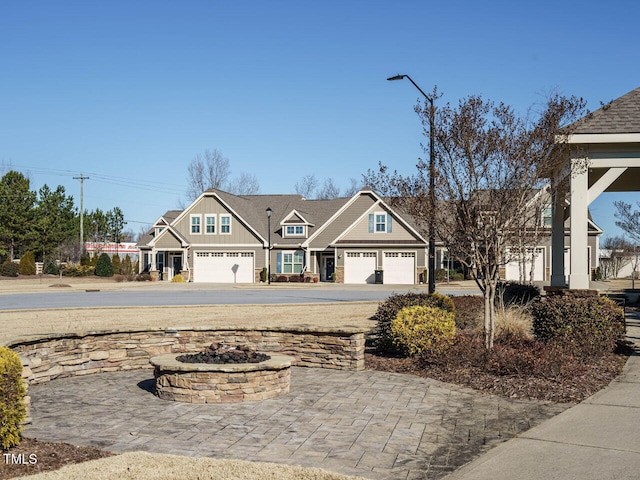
[
  {"left": 572, "top": 86, "right": 640, "bottom": 134},
  {"left": 136, "top": 210, "right": 184, "bottom": 248},
  {"left": 211, "top": 189, "right": 351, "bottom": 245}
]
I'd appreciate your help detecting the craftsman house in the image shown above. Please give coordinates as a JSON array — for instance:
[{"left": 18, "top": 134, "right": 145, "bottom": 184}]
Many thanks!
[{"left": 137, "top": 189, "right": 429, "bottom": 284}]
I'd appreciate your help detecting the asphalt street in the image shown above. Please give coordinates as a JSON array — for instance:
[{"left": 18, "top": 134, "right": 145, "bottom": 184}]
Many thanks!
[{"left": 0, "top": 285, "right": 479, "bottom": 310}]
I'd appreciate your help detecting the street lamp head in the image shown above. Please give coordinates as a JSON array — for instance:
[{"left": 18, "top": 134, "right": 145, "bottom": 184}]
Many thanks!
[
  {"left": 266, "top": 207, "right": 272, "bottom": 218},
  {"left": 386, "top": 74, "right": 406, "bottom": 81}
]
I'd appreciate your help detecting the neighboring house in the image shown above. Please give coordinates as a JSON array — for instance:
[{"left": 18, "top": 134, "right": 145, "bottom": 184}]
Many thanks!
[
  {"left": 85, "top": 242, "right": 139, "bottom": 260},
  {"left": 136, "top": 189, "right": 429, "bottom": 284}
]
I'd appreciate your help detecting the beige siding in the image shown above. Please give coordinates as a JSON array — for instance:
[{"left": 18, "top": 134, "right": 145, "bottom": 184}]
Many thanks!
[
  {"left": 309, "top": 194, "right": 377, "bottom": 248},
  {"left": 342, "top": 206, "right": 418, "bottom": 242},
  {"left": 174, "top": 195, "right": 262, "bottom": 245},
  {"left": 154, "top": 231, "right": 183, "bottom": 249}
]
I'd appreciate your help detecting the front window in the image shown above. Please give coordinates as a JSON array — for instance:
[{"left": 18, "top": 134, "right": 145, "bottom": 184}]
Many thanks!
[
  {"left": 542, "top": 207, "right": 552, "bottom": 227},
  {"left": 282, "top": 251, "right": 304, "bottom": 273},
  {"left": 375, "top": 214, "right": 387, "bottom": 232},
  {"left": 205, "top": 215, "right": 216, "bottom": 234},
  {"left": 220, "top": 214, "right": 231, "bottom": 234},
  {"left": 190, "top": 215, "right": 201, "bottom": 234}
]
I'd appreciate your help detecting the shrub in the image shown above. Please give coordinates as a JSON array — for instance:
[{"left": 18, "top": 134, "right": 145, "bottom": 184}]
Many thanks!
[
  {"left": 121, "top": 255, "right": 133, "bottom": 275},
  {"left": 496, "top": 281, "right": 541, "bottom": 306},
  {"left": 531, "top": 295, "right": 625, "bottom": 357},
  {"left": 260, "top": 267, "right": 268, "bottom": 283},
  {"left": 18, "top": 252, "right": 36, "bottom": 275},
  {"left": 136, "top": 273, "right": 151, "bottom": 282},
  {"left": 435, "top": 268, "right": 447, "bottom": 281},
  {"left": 171, "top": 274, "right": 185, "bottom": 283},
  {"left": 43, "top": 258, "right": 59, "bottom": 275},
  {"left": 277, "top": 275, "right": 288, "bottom": 282},
  {"left": 111, "top": 254, "right": 121, "bottom": 275},
  {"left": 0, "top": 347, "right": 27, "bottom": 449},
  {"left": 391, "top": 305, "right": 456, "bottom": 356},
  {"left": 80, "top": 252, "right": 91, "bottom": 266},
  {"left": 95, "top": 253, "right": 114, "bottom": 277},
  {"left": 61, "top": 264, "right": 95, "bottom": 277},
  {"left": 289, "top": 275, "right": 304, "bottom": 283},
  {"left": 374, "top": 292, "right": 455, "bottom": 352},
  {"left": 450, "top": 295, "right": 484, "bottom": 330},
  {"left": 0, "top": 260, "right": 19, "bottom": 277}
]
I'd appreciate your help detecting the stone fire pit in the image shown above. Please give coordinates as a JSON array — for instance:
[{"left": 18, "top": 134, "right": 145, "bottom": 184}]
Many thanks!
[{"left": 150, "top": 345, "right": 294, "bottom": 404}]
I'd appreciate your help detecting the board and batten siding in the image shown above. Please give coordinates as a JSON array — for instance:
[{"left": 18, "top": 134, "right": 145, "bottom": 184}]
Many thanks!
[
  {"left": 341, "top": 206, "right": 419, "bottom": 242},
  {"left": 154, "top": 230, "right": 183, "bottom": 249},
  {"left": 174, "top": 196, "right": 263, "bottom": 245},
  {"left": 308, "top": 193, "right": 377, "bottom": 248}
]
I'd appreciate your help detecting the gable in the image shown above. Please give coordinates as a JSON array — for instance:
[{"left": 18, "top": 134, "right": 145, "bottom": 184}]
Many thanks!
[
  {"left": 172, "top": 194, "right": 263, "bottom": 245},
  {"left": 153, "top": 228, "right": 185, "bottom": 249},
  {"left": 339, "top": 204, "right": 420, "bottom": 243}
]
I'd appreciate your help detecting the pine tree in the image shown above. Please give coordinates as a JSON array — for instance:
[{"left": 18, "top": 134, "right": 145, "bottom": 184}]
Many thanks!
[
  {"left": 111, "top": 254, "right": 121, "bottom": 275},
  {"left": 95, "top": 253, "right": 114, "bottom": 277}
]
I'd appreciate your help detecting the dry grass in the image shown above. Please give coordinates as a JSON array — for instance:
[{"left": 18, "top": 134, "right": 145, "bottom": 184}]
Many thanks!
[
  {"left": 14, "top": 451, "right": 368, "bottom": 480},
  {"left": 494, "top": 304, "right": 534, "bottom": 339}
]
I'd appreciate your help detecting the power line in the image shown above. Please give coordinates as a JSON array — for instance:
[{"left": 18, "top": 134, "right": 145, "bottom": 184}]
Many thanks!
[{"left": 73, "top": 174, "right": 90, "bottom": 253}]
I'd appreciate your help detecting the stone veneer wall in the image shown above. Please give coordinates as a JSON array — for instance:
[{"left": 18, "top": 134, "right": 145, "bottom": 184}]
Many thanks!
[{"left": 9, "top": 326, "right": 366, "bottom": 388}]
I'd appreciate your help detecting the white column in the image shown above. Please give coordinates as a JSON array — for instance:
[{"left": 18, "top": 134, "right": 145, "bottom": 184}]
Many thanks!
[
  {"left": 568, "top": 161, "right": 590, "bottom": 289},
  {"left": 550, "top": 186, "right": 566, "bottom": 286}
]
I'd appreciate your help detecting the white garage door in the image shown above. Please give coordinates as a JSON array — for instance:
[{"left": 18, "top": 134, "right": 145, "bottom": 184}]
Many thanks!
[
  {"left": 383, "top": 252, "right": 416, "bottom": 284},
  {"left": 505, "top": 248, "right": 544, "bottom": 282},
  {"left": 344, "top": 252, "right": 377, "bottom": 284},
  {"left": 194, "top": 252, "right": 254, "bottom": 283}
]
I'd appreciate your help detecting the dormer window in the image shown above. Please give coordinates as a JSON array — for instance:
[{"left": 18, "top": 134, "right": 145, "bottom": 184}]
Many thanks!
[{"left": 285, "top": 225, "right": 306, "bottom": 237}]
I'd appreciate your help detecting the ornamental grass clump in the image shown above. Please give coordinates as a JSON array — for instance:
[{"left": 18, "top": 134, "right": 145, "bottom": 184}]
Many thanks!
[
  {"left": 390, "top": 305, "right": 456, "bottom": 357},
  {"left": 171, "top": 274, "right": 185, "bottom": 283},
  {"left": 531, "top": 294, "right": 625, "bottom": 357},
  {"left": 0, "top": 347, "right": 27, "bottom": 449},
  {"left": 374, "top": 292, "right": 455, "bottom": 353}
]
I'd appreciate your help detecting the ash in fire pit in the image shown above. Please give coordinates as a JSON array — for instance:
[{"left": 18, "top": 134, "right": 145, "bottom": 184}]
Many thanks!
[{"left": 176, "top": 343, "right": 271, "bottom": 364}]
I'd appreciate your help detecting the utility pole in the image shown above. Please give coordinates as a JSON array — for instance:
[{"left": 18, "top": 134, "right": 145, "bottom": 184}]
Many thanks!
[{"left": 74, "top": 174, "right": 89, "bottom": 258}]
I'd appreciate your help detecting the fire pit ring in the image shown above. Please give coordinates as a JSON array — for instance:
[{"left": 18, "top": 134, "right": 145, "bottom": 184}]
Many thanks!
[{"left": 150, "top": 353, "right": 294, "bottom": 403}]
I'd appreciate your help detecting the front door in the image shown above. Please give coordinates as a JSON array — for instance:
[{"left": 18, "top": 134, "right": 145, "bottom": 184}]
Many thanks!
[
  {"left": 324, "top": 256, "right": 335, "bottom": 282},
  {"left": 173, "top": 255, "right": 182, "bottom": 274}
]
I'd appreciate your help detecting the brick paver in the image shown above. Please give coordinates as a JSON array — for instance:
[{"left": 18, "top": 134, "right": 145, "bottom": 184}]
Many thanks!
[{"left": 25, "top": 367, "right": 567, "bottom": 480}]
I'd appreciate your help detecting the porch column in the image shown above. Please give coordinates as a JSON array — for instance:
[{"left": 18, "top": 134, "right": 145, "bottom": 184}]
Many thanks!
[
  {"left": 550, "top": 186, "right": 566, "bottom": 286},
  {"left": 568, "top": 160, "right": 590, "bottom": 289}
]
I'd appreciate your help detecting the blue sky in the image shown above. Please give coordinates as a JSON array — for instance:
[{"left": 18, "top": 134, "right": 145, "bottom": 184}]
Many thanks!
[{"left": 1, "top": 0, "right": 639, "bottom": 238}]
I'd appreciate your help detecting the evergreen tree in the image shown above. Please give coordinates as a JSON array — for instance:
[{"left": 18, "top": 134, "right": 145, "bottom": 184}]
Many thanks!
[
  {"left": 95, "top": 253, "right": 114, "bottom": 277},
  {"left": 18, "top": 252, "right": 36, "bottom": 275},
  {"left": 121, "top": 255, "right": 132, "bottom": 275},
  {"left": 0, "top": 172, "right": 37, "bottom": 259},
  {"left": 111, "top": 254, "right": 121, "bottom": 275},
  {"left": 34, "top": 185, "right": 76, "bottom": 263}
]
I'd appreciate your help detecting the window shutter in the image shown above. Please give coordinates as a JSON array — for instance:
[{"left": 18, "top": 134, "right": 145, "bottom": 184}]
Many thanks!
[
  {"left": 387, "top": 214, "right": 393, "bottom": 233},
  {"left": 276, "top": 252, "right": 282, "bottom": 274},
  {"left": 368, "top": 214, "right": 374, "bottom": 233}
]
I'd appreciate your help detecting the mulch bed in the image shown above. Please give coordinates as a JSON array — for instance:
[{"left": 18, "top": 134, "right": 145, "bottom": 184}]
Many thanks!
[
  {"left": 365, "top": 349, "right": 629, "bottom": 403},
  {"left": 0, "top": 438, "right": 112, "bottom": 479}
]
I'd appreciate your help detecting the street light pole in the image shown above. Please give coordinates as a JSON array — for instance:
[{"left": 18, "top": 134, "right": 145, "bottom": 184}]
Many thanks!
[
  {"left": 266, "top": 208, "right": 272, "bottom": 284},
  {"left": 387, "top": 74, "right": 436, "bottom": 294}
]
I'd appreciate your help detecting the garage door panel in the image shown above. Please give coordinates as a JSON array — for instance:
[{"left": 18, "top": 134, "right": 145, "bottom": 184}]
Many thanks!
[
  {"left": 505, "top": 249, "right": 544, "bottom": 282},
  {"left": 344, "top": 252, "right": 377, "bottom": 284},
  {"left": 383, "top": 252, "right": 415, "bottom": 284},
  {"left": 194, "top": 251, "right": 254, "bottom": 283}
]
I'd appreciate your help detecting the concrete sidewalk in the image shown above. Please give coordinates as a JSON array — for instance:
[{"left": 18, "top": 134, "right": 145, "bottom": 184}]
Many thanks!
[{"left": 444, "top": 310, "right": 640, "bottom": 480}]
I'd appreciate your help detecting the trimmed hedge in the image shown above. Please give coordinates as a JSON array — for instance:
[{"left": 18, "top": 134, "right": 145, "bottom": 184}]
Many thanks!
[
  {"left": 391, "top": 305, "right": 456, "bottom": 356},
  {"left": 0, "top": 347, "right": 27, "bottom": 449},
  {"left": 531, "top": 295, "right": 625, "bottom": 357},
  {"left": 497, "top": 281, "right": 541, "bottom": 306},
  {"left": 374, "top": 292, "right": 455, "bottom": 352}
]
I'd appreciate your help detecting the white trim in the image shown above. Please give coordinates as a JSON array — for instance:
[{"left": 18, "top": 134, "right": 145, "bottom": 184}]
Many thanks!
[
  {"left": 373, "top": 211, "right": 387, "bottom": 233},
  {"left": 284, "top": 225, "right": 306, "bottom": 237},
  {"left": 280, "top": 209, "right": 314, "bottom": 227},
  {"left": 567, "top": 133, "right": 640, "bottom": 144},
  {"left": 204, "top": 214, "right": 217, "bottom": 235},
  {"left": 279, "top": 249, "right": 305, "bottom": 274},
  {"left": 382, "top": 249, "right": 417, "bottom": 284},
  {"left": 189, "top": 243, "right": 261, "bottom": 247},
  {"left": 587, "top": 158, "right": 640, "bottom": 168},
  {"left": 190, "top": 214, "right": 202, "bottom": 235},
  {"left": 220, "top": 214, "right": 232, "bottom": 235},
  {"left": 148, "top": 225, "right": 190, "bottom": 248}
]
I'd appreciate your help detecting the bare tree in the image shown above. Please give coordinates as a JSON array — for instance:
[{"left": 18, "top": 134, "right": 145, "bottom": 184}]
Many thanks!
[
  {"left": 343, "top": 177, "right": 364, "bottom": 197},
  {"left": 600, "top": 236, "right": 632, "bottom": 279},
  {"left": 294, "top": 174, "right": 318, "bottom": 199},
  {"left": 317, "top": 177, "right": 341, "bottom": 200},
  {"left": 367, "top": 93, "right": 586, "bottom": 348},
  {"left": 614, "top": 201, "right": 640, "bottom": 243},
  {"left": 186, "top": 149, "right": 231, "bottom": 200},
  {"left": 227, "top": 173, "right": 261, "bottom": 195}
]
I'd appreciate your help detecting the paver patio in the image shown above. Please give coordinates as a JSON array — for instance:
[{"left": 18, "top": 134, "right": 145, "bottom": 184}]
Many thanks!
[{"left": 25, "top": 366, "right": 567, "bottom": 480}]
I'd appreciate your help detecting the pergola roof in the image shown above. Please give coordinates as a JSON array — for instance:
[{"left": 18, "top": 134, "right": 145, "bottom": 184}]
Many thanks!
[{"left": 572, "top": 86, "right": 640, "bottom": 134}]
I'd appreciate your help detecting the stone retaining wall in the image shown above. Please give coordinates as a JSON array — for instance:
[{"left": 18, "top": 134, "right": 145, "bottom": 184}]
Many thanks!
[{"left": 9, "top": 326, "right": 366, "bottom": 388}]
